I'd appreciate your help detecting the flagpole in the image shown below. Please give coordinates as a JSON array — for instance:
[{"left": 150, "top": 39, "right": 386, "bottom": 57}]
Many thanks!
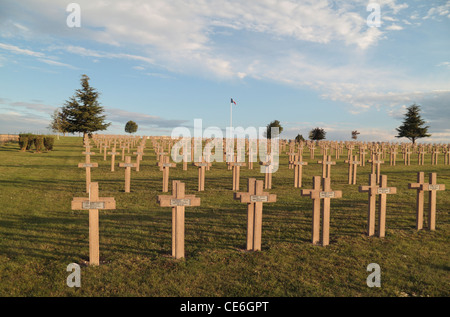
[{"left": 230, "top": 100, "right": 233, "bottom": 131}]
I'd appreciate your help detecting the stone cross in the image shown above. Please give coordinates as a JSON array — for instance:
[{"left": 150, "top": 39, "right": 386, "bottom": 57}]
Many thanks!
[
  {"left": 133, "top": 147, "right": 144, "bottom": 172},
  {"left": 359, "top": 174, "right": 397, "bottom": 237},
  {"left": 103, "top": 145, "right": 109, "bottom": 161},
  {"left": 359, "top": 146, "right": 367, "bottom": 166},
  {"left": 259, "top": 159, "right": 274, "bottom": 189},
  {"left": 71, "top": 182, "right": 116, "bottom": 266},
  {"left": 403, "top": 148, "right": 412, "bottom": 165},
  {"left": 287, "top": 148, "right": 295, "bottom": 170},
  {"left": 317, "top": 155, "right": 336, "bottom": 179},
  {"left": 443, "top": 147, "right": 450, "bottom": 165},
  {"left": 417, "top": 147, "right": 426, "bottom": 165},
  {"left": 301, "top": 177, "right": 342, "bottom": 246},
  {"left": 79, "top": 147, "right": 98, "bottom": 193},
  {"left": 431, "top": 148, "right": 440, "bottom": 165},
  {"left": 367, "top": 154, "right": 384, "bottom": 184},
  {"left": 157, "top": 181, "right": 200, "bottom": 259},
  {"left": 293, "top": 154, "right": 308, "bottom": 188},
  {"left": 408, "top": 172, "right": 445, "bottom": 231},
  {"left": 120, "top": 144, "right": 127, "bottom": 161},
  {"left": 344, "top": 155, "right": 360, "bottom": 185},
  {"left": 234, "top": 178, "right": 276, "bottom": 251},
  {"left": 228, "top": 158, "right": 246, "bottom": 191},
  {"left": 308, "top": 143, "right": 316, "bottom": 159},
  {"left": 119, "top": 156, "right": 137, "bottom": 193},
  {"left": 389, "top": 147, "right": 398, "bottom": 166},
  {"left": 157, "top": 155, "right": 176, "bottom": 192},
  {"left": 107, "top": 147, "right": 119, "bottom": 172},
  {"left": 193, "top": 158, "right": 212, "bottom": 191}
]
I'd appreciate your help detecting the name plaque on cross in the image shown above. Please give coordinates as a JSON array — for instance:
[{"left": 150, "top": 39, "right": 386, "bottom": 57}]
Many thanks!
[
  {"left": 83, "top": 152, "right": 95, "bottom": 155},
  {"left": 170, "top": 199, "right": 191, "bottom": 206},
  {"left": 82, "top": 201, "right": 105, "bottom": 209},
  {"left": 197, "top": 163, "right": 209, "bottom": 167},
  {"left": 163, "top": 163, "right": 173, "bottom": 167},
  {"left": 428, "top": 185, "right": 441, "bottom": 191},
  {"left": 377, "top": 188, "right": 391, "bottom": 194},
  {"left": 250, "top": 195, "right": 269, "bottom": 202},
  {"left": 122, "top": 163, "right": 135, "bottom": 167},
  {"left": 319, "top": 191, "right": 335, "bottom": 198},
  {"left": 81, "top": 163, "right": 95, "bottom": 167}
]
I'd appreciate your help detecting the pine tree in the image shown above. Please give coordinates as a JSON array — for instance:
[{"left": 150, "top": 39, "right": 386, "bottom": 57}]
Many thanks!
[
  {"left": 61, "top": 75, "right": 111, "bottom": 137},
  {"left": 49, "top": 108, "right": 70, "bottom": 138},
  {"left": 395, "top": 104, "right": 431, "bottom": 144}
]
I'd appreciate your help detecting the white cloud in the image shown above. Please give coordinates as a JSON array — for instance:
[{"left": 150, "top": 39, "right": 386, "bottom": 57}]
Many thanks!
[
  {"left": 38, "top": 58, "right": 77, "bottom": 69},
  {"left": 423, "top": 1, "right": 450, "bottom": 20},
  {"left": 0, "top": 42, "right": 45, "bottom": 58},
  {"left": 385, "top": 24, "right": 404, "bottom": 31}
]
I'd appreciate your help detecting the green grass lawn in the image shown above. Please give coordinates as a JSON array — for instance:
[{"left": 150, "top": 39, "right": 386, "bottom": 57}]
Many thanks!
[{"left": 0, "top": 137, "right": 448, "bottom": 297}]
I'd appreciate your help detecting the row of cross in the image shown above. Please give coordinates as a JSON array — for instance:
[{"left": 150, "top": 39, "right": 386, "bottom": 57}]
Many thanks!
[{"left": 72, "top": 138, "right": 446, "bottom": 266}]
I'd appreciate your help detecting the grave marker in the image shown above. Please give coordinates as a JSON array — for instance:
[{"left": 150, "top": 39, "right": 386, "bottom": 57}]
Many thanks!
[
  {"left": 301, "top": 177, "right": 342, "bottom": 246},
  {"left": 228, "top": 158, "right": 246, "bottom": 191},
  {"left": 157, "top": 156, "right": 176, "bottom": 192},
  {"left": 157, "top": 181, "right": 200, "bottom": 259},
  {"left": 107, "top": 148, "right": 118, "bottom": 172},
  {"left": 118, "top": 156, "right": 137, "bottom": 193},
  {"left": 367, "top": 154, "right": 384, "bottom": 184},
  {"left": 133, "top": 148, "right": 144, "bottom": 172},
  {"left": 71, "top": 182, "right": 116, "bottom": 266},
  {"left": 344, "top": 155, "right": 360, "bottom": 185},
  {"left": 293, "top": 154, "right": 308, "bottom": 188},
  {"left": 408, "top": 172, "right": 445, "bottom": 231},
  {"left": 317, "top": 155, "right": 336, "bottom": 179},
  {"left": 193, "top": 158, "right": 212, "bottom": 191},
  {"left": 259, "top": 160, "right": 274, "bottom": 189},
  {"left": 234, "top": 178, "right": 276, "bottom": 251},
  {"left": 359, "top": 174, "right": 397, "bottom": 237},
  {"left": 79, "top": 147, "right": 98, "bottom": 193}
]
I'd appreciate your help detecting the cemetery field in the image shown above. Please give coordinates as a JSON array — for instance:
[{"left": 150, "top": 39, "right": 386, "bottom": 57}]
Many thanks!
[{"left": 0, "top": 136, "right": 449, "bottom": 297}]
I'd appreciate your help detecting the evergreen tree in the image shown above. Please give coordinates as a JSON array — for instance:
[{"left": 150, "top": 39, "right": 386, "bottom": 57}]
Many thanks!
[
  {"left": 395, "top": 104, "right": 431, "bottom": 144},
  {"left": 264, "top": 120, "right": 283, "bottom": 139},
  {"left": 49, "top": 108, "right": 70, "bottom": 138},
  {"left": 125, "top": 120, "right": 138, "bottom": 134},
  {"left": 309, "top": 127, "right": 326, "bottom": 141},
  {"left": 295, "top": 134, "right": 305, "bottom": 143},
  {"left": 61, "top": 75, "right": 111, "bottom": 137}
]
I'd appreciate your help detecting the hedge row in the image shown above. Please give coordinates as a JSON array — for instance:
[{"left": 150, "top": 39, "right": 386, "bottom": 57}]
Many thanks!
[{"left": 19, "top": 134, "right": 54, "bottom": 152}]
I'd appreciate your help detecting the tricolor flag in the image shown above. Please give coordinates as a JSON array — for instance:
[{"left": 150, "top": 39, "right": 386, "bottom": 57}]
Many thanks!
[{"left": 231, "top": 98, "right": 237, "bottom": 105}]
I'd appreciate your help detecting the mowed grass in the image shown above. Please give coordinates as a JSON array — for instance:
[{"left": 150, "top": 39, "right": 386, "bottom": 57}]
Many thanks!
[{"left": 0, "top": 137, "right": 448, "bottom": 297}]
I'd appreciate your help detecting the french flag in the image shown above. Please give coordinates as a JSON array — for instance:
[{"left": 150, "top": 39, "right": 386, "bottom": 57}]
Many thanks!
[{"left": 231, "top": 98, "right": 237, "bottom": 105}]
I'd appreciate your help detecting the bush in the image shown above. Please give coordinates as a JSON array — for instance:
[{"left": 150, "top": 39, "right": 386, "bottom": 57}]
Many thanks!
[
  {"left": 19, "top": 133, "right": 34, "bottom": 151},
  {"left": 19, "top": 135, "right": 29, "bottom": 151},
  {"left": 27, "top": 135, "right": 35, "bottom": 150},
  {"left": 33, "top": 135, "right": 44, "bottom": 153},
  {"left": 44, "top": 137, "right": 54, "bottom": 151}
]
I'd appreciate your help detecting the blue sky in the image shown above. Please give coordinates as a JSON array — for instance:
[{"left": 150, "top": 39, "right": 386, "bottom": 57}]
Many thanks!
[{"left": 0, "top": 0, "right": 449, "bottom": 142}]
